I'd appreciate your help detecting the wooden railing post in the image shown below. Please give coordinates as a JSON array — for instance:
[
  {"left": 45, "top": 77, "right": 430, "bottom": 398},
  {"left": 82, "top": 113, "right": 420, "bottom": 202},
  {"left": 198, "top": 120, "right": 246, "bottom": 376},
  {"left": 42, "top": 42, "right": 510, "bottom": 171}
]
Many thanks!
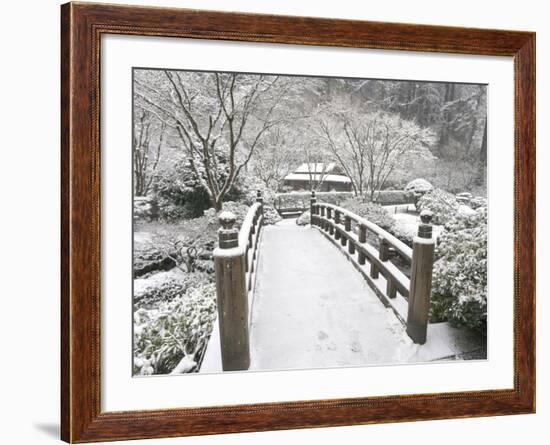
[
  {"left": 334, "top": 210, "right": 341, "bottom": 240},
  {"left": 327, "top": 207, "right": 334, "bottom": 235},
  {"left": 379, "top": 237, "right": 390, "bottom": 261},
  {"left": 256, "top": 189, "right": 263, "bottom": 215},
  {"left": 379, "top": 237, "right": 396, "bottom": 299},
  {"left": 310, "top": 190, "right": 317, "bottom": 226},
  {"left": 406, "top": 210, "right": 435, "bottom": 344},
  {"left": 343, "top": 215, "right": 351, "bottom": 250},
  {"left": 320, "top": 205, "right": 326, "bottom": 230},
  {"left": 358, "top": 224, "right": 367, "bottom": 265},
  {"left": 213, "top": 211, "right": 250, "bottom": 371}
]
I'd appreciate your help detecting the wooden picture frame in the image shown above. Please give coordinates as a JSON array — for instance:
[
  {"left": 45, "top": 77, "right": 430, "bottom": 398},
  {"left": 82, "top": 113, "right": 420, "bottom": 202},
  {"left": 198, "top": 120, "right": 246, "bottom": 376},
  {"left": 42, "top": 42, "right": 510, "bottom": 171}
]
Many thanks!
[{"left": 61, "top": 2, "right": 535, "bottom": 442}]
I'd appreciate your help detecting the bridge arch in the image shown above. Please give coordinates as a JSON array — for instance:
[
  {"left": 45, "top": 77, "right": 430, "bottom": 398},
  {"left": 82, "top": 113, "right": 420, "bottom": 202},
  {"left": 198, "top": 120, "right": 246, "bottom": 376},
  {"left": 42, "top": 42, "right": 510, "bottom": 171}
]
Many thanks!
[{"left": 209, "top": 191, "right": 436, "bottom": 371}]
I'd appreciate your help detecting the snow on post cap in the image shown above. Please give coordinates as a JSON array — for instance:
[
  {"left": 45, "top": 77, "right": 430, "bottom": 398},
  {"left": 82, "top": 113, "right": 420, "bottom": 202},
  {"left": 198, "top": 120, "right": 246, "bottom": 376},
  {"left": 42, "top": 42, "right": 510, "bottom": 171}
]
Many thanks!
[
  {"left": 218, "top": 211, "right": 239, "bottom": 249},
  {"left": 418, "top": 210, "right": 434, "bottom": 239},
  {"left": 420, "top": 210, "right": 433, "bottom": 224},
  {"left": 218, "top": 211, "right": 236, "bottom": 229}
]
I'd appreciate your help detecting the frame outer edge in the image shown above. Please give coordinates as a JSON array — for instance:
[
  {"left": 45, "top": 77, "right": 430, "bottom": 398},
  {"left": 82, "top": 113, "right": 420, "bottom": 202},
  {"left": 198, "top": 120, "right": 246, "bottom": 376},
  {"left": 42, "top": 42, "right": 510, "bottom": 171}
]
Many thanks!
[
  {"left": 60, "top": 2, "right": 536, "bottom": 442},
  {"left": 60, "top": 2, "right": 72, "bottom": 442},
  {"left": 62, "top": 2, "right": 100, "bottom": 442},
  {"left": 515, "top": 33, "right": 536, "bottom": 412}
]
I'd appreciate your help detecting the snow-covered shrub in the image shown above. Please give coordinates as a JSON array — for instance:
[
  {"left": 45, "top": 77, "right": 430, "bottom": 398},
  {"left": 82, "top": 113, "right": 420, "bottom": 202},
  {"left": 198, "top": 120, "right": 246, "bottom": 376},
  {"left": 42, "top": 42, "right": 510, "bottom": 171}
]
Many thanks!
[
  {"left": 458, "top": 204, "right": 477, "bottom": 217},
  {"left": 135, "top": 214, "right": 218, "bottom": 278},
  {"left": 242, "top": 181, "right": 277, "bottom": 206},
  {"left": 416, "top": 188, "right": 459, "bottom": 225},
  {"left": 152, "top": 161, "right": 212, "bottom": 221},
  {"left": 134, "top": 272, "right": 212, "bottom": 309},
  {"left": 430, "top": 206, "right": 487, "bottom": 333},
  {"left": 236, "top": 183, "right": 281, "bottom": 225},
  {"left": 390, "top": 226, "right": 418, "bottom": 248},
  {"left": 341, "top": 198, "right": 394, "bottom": 231},
  {"left": 133, "top": 282, "right": 217, "bottom": 375},
  {"left": 152, "top": 157, "right": 250, "bottom": 222},
  {"left": 296, "top": 210, "right": 310, "bottom": 226},
  {"left": 388, "top": 213, "right": 429, "bottom": 248},
  {"left": 133, "top": 243, "right": 177, "bottom": 278},
  {"left": 204, "top": 201, "right": 249, "bottom": 227},
  {"left": 405, "top": 178, "right": 434, "bottom": 198},
  {"left": 134, "top": 196, "right": 158, "bottom": 221},
  {"left": 135, "top": 277, "right": 185, "bottom": 309},
  {"left": 262, "top": 206, "right": 283, "bottom": 225},
  {"left": 470, "top": 196, "right": 487, "bottom": 209}
]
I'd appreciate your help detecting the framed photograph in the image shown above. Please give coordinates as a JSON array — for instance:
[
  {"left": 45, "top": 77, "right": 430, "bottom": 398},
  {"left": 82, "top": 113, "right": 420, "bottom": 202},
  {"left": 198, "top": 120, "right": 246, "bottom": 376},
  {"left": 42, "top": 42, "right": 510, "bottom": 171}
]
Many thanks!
[{"left": 61, "top": 2, "right": 535, "bottom": 442}]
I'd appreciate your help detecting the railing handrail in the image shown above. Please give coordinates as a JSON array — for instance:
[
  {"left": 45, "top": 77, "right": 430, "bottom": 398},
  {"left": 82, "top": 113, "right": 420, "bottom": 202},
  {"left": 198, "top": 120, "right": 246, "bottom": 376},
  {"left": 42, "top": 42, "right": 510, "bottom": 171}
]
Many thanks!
[
  {"left": 238, "top": 202, "right": 262, "bottom": 248},
  {"left": 315, "top": 202, "right": 413, "bottom": 261}
]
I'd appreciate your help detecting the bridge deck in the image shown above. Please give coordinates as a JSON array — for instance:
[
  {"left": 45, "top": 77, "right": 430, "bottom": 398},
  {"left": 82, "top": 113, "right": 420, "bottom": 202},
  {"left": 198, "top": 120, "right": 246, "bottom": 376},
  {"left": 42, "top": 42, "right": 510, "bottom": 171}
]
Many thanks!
[{"left": 249, "top": 220, "right": 417, "bottom": 371}]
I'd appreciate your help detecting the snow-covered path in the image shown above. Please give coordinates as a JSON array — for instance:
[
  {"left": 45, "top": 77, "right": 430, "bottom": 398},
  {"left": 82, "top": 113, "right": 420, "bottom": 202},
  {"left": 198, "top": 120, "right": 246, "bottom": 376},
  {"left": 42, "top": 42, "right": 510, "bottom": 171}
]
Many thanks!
[{"left": 249, "top": 221, "right": 416, "bottom": 371}]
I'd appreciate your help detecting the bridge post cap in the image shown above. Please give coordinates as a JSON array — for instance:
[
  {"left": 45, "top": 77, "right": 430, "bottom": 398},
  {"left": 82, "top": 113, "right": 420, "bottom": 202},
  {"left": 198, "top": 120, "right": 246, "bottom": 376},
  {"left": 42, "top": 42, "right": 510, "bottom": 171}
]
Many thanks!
[
  {"left": 311, "top": 190, "right": 316, "bottom": 197},
  {"left": 218, "top": 211, "right": 237, "bottom": 229},
  {"left": 218, "top": 211, "right": 239, "bottom": 249},
  {"left": 420, "top": 210, "right": 433, "bottom": 224},
  {"left": 418, "top": 210, "right": 434, "bottom": 239},
  {"left": 256, "top": 189, "right": 262, "bottom": 198}
]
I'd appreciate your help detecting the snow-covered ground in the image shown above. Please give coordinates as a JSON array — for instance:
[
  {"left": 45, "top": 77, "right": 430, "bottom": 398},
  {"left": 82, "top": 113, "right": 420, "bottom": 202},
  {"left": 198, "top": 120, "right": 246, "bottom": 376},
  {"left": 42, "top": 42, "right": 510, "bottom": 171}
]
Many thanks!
[
  {"left": 275, "top": 217, "right": 300, "bottom": 226},
  {"left": 249, "top": 223, "right": 419, "bottom": 370}
]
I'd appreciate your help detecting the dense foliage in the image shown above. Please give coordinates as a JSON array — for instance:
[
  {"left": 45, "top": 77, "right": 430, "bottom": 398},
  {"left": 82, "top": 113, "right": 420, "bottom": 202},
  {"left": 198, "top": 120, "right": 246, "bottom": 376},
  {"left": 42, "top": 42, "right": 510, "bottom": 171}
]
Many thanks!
[
  {"left": 405, "top": 178, "right": 434, "bottom": 197},
  {"left": 134, "top": 273, "right": 213, "bottom": 309},
  {"left": 133, "top": 281, "right": 217, "bottom": 375},
  {"left": 416, "top": 188, "right": 459, "bottom": 225},
  {"left": 430, "top": 207, "right": 487, "bottom": 333},
  {"left": 152, "top": 157, "right": 247, "bottom": 221},
  {"left": 340, "top": 198, "right": 395, "bottom": 231},
  {"left": 296, "top": 210, "right": 311, "bottom": 226},
  {"left": 372, "top": 190, "right": 415, "bottom": 205}
]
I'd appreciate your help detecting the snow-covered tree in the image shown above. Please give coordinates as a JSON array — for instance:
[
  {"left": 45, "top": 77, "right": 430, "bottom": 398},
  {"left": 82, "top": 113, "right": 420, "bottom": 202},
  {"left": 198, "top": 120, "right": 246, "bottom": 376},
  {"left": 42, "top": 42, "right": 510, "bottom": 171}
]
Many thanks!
[
  {"left": 135, "top": 70, "right": 289, "bottom": 210},
  {"left": 317, "top": 109, "right": 436, "bottom": 200},
  {"left": 251, "top": 126, "right": 301, "bottom": 192},
  {"left": 133, "top": 108, "right": 165, "bottom": 196}
]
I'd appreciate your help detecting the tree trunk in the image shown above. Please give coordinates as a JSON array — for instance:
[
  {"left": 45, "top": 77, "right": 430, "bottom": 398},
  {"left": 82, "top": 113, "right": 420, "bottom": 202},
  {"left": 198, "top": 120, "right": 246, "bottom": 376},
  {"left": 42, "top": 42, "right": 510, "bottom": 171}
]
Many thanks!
[
  {"left": 438, "top": 83, "right": 457, "bottom": 155},
  {"left": 479, "top": 119, "right": 487, "bottom": 165},
  {"left": 474, "top": 119, "right": 487, "bottom": 186}
]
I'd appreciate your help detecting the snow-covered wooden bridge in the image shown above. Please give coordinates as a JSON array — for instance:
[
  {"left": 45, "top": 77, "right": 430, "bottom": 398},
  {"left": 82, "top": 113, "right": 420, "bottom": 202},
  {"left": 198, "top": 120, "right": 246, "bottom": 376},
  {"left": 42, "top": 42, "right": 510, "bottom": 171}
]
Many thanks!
[
  {"left": 201, "top": 191, "right": 482, "bottom": 373},
  {"left": 249, "top": 221, "right": 414, "bottom": 370}
]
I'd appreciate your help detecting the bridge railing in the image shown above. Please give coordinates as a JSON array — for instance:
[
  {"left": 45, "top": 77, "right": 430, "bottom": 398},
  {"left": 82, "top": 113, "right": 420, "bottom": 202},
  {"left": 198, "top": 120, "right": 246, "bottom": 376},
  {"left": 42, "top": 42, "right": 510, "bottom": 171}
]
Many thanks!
[
  {"left": 311, "top": 194, "right": 435, "bottom": 344},
  {"left": 212, "top": 191, "right": 264, "bottom": 371}
]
